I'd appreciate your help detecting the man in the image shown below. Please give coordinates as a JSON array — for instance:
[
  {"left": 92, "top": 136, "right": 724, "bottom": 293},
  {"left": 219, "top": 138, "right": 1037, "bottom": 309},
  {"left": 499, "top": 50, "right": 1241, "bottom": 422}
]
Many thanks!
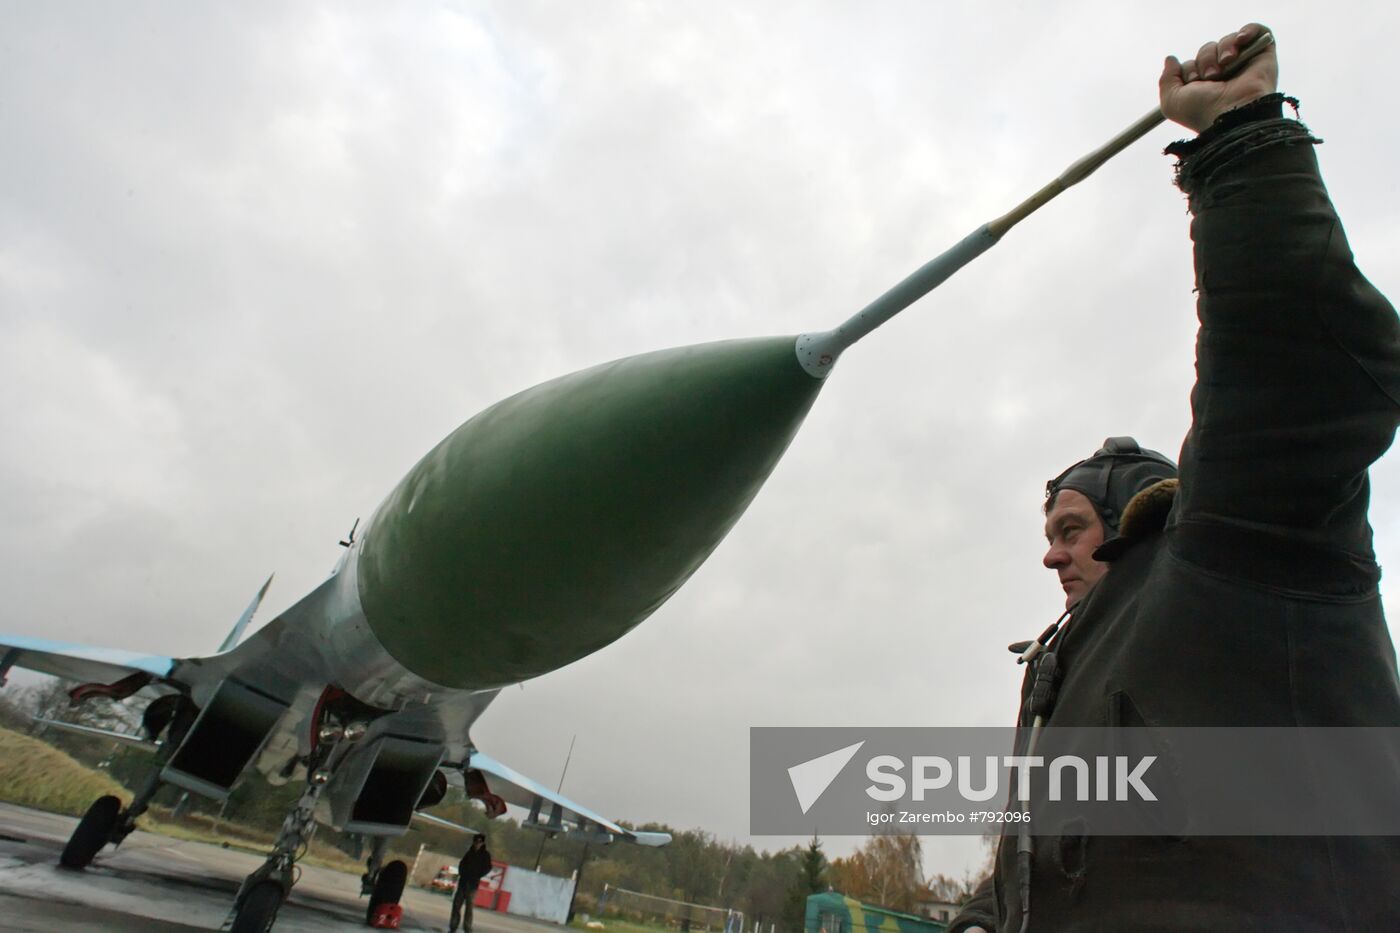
[
  {"left": 448, "top": 833, "right": 493, "bottom": 933},
  {"left": 1041, "top": 439, "right": 1178, "bottom": 610},
  {"left": 952, "top": 22, "right": 1400, "bottom": 932}
]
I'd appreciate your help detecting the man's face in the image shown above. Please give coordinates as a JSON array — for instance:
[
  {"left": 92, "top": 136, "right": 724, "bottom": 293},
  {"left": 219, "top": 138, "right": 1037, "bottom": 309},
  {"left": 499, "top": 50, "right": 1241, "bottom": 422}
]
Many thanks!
[{"left": 1043, "top": 489, "right": 1108, "bottom": 608}]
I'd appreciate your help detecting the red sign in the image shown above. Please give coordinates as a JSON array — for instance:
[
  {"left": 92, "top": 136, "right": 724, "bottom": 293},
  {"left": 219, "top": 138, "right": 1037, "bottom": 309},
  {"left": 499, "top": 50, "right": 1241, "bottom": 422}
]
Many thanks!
[{"left": 473, "top": 860, "right": 510, "bottom": 910}]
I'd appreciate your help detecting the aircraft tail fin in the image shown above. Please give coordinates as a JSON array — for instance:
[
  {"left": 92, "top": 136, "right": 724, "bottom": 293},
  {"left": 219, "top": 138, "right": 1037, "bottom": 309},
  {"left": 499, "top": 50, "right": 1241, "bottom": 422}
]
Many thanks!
[{"left": 218, "top": 575, "right": 274, "bottom": 652}]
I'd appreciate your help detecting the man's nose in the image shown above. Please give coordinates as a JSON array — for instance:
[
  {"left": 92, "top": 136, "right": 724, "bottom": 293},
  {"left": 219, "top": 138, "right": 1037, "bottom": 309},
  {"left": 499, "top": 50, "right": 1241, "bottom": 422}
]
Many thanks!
[{"left": 1043, "top": 542, "right": 1066, "bottom": 569}]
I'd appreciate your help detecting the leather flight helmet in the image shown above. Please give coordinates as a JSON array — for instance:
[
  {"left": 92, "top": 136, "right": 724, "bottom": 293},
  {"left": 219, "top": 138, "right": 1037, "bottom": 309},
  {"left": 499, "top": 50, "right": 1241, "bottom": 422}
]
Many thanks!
[{"left": 1045, "top": 437, "right": 1178, "bottom": 534}]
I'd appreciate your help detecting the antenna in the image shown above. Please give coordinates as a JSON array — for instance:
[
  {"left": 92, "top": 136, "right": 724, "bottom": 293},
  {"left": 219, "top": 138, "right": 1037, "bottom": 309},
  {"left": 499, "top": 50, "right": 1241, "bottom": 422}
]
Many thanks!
[{"left": 339, "top": 517, "right": 360, "bottom": 548}]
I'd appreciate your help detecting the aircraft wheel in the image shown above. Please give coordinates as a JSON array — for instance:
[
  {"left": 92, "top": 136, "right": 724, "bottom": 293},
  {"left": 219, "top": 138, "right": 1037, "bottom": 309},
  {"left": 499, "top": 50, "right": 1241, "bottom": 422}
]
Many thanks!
[
  {"left": 59, "top": 795, "right": 122, "bottom": 869},
  {"left": 365, "top": 859, "right": 408, "bottom": 924},
  {"left": 230, "top": 881, "right": 284, "bottom": 933}
]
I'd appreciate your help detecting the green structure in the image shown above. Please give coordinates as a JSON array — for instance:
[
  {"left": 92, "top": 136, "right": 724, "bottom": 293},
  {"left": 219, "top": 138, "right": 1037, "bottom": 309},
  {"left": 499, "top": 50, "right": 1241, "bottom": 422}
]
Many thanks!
[{"left": 805, "top": 892, "right": 948, "bottom": 933}]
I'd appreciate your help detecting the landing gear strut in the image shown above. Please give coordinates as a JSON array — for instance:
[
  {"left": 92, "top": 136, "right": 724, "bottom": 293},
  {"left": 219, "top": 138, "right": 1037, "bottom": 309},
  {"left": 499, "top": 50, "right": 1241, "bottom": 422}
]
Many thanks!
[
  {"left": 225, "top": 759, "right": 327, "bottom": 931},
  {"left": 225, "top": 716, "right": 369, "bottom": 932}
]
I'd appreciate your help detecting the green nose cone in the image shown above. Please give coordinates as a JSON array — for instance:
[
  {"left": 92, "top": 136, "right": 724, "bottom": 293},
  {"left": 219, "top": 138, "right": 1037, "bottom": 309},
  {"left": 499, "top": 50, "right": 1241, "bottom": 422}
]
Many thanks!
[{"left": 357, "top": 336, "right": 823, "bottom": 689}]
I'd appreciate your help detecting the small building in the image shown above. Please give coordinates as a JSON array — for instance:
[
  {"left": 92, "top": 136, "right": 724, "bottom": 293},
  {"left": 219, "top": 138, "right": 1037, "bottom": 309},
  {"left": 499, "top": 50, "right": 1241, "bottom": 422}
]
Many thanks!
[
  {"left": 806, "top": 892, "right": 948, "bottom": 933},
  {"left": 914, "top": 899, "right": 961, "bottom": 926}
]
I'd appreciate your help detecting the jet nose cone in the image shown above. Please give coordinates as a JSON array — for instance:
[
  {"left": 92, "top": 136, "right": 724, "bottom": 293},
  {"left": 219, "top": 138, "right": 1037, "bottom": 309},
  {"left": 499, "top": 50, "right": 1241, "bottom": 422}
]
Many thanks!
[{"left": 358, "top": 335, "right": 825, "bottom": 689}]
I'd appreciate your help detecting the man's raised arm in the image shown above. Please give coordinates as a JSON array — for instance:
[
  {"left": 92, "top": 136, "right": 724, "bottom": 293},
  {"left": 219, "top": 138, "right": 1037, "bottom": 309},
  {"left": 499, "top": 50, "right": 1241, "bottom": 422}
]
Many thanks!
[{"left": 1162, "top": 24, "right": 1400, "bottom": 594}]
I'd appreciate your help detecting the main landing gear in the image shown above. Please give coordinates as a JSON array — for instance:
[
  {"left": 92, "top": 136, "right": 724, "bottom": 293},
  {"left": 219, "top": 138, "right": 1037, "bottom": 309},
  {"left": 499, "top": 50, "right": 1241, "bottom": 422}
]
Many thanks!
[
  {"left": 361, "top": 837, "right": 408, "bottom": 926},
  {"left": 59, "top": 700, "right": 191, "bottom": 870},
  {"left": 59, "top": 795, "right": 121, "bottom": 869}
]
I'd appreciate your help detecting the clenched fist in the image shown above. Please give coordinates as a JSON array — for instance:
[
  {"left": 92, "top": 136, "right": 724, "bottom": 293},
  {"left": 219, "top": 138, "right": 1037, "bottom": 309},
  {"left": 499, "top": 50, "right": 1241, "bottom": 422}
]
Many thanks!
[{"left": 1160, "top": 22, "right": 1278, "bottom": 133}]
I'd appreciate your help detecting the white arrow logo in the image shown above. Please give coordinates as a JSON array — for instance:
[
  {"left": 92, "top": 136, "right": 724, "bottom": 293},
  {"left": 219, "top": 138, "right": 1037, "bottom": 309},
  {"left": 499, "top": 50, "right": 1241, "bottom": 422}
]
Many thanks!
[{"left": 788, "top": 741, "right": 865, "bottom": 814}]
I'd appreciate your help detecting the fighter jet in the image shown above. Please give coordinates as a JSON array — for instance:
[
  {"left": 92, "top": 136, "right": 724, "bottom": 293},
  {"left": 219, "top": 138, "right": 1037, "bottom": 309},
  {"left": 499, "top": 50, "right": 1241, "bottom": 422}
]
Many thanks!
[
  {"left": 2, "top": 38, "right": 1256, "bottom": 925},
  {"left": 0, "top": 185, "right": 1106, "bottom": 933},
  {"left": 0, "top": 336, "right": 828, "bottom": 932}
]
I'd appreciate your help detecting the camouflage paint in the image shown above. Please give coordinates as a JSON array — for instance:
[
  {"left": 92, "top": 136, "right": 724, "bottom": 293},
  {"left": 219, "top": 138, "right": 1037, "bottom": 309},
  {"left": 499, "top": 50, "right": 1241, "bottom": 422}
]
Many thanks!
[
  {"left": 357, "top": 337, "right": 823, "bottom": 689},
  {"left": 806, "top": 892, "right": 948, "bottom": 933}
]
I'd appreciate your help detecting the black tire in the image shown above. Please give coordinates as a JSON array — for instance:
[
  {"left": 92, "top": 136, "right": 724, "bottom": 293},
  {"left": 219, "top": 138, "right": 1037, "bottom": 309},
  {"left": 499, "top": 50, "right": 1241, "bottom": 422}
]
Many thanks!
[
  {"left": 365, "top": 859, "right": 408, "bottom": 924},
  {"left": 59, "top": 795, "right": 121, "bottom": 869},
  {"left": 230, "top": 881, "right": 284, "bottom": 933}
]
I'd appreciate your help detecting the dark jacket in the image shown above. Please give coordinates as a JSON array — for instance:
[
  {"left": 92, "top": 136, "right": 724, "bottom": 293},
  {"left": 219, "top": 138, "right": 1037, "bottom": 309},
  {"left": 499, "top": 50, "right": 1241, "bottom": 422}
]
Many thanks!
[
  {"left": 460, "top": 843, "right": 493, "bottom": 885},
  {"left": 952, "top": 96, "right": 1400, "bottom": 932}
]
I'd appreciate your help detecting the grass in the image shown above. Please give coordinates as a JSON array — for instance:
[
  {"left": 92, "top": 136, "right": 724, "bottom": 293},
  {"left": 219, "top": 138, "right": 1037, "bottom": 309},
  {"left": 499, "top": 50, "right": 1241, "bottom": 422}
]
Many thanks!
[
  {"left": 0, "top": 726, "right": 131, "bottom": 815},
  {"left": 138, "top": 810, "right": 368, "bottom": 874}
]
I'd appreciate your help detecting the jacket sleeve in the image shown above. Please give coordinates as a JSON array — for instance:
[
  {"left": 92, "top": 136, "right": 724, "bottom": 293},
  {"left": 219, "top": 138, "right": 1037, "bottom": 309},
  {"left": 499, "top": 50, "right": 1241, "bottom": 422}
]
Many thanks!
[
  {"left": 947, "top": 875, "right": 997, "bottom": 933},
  {"left": 1166, "top": 95, "right": 1400, "bottom": 595}
]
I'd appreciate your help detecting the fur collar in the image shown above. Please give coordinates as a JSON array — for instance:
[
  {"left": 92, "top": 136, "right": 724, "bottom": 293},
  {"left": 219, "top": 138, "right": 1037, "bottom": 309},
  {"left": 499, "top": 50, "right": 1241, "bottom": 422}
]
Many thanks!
[{"left": 1093, "top": 478, "right": 1178, "bottom": 561}]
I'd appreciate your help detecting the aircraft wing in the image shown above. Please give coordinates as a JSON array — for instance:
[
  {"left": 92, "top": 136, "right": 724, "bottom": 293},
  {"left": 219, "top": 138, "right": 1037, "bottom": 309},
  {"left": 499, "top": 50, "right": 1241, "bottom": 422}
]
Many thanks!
[
  {"left": 30, "top": 717, "right": 163, "bottom": 751},
  {"left": 0, "top": 574, "right": 281, "bottom": 694},
  {"left": 469, "top": 749, "right": 670, "bottom": 847},
  {"left": 0, "top": 575, "right": 316, "bottom": 713},
  {"left": 0, "top": 634, "right": 174, "bottom": 685},
  {"left": 411, "top": 809, "right": 673, "bottom": 849},
  {"left": 411, "top": 809, "right": 476, "bottom": 834}
]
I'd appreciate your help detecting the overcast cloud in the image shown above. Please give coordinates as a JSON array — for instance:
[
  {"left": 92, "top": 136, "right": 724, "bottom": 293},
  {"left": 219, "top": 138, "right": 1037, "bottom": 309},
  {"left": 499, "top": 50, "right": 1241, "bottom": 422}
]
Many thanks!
[{"left": 3, "top": 1, "right": 1398, "bottom": 878}]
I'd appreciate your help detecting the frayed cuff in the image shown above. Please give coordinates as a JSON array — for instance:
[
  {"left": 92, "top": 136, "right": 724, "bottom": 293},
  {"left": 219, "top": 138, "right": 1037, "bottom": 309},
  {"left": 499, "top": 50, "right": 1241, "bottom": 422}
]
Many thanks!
[{"left": 1162, "top": 94, "right": 1318, "bottom": 192}]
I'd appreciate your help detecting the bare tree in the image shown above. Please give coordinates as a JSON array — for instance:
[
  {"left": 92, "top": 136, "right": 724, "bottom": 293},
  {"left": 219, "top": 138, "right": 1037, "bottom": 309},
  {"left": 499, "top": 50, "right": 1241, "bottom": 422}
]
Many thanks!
[{"left": 828, "top": 835, "right": 923, "bottom": 912}]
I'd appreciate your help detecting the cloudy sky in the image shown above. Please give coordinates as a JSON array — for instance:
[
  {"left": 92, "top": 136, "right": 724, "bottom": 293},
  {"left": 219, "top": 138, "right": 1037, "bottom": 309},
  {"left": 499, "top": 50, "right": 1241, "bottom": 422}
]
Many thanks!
[{"left": 4, "top": 2, "right": 1399, "bottom": 879}]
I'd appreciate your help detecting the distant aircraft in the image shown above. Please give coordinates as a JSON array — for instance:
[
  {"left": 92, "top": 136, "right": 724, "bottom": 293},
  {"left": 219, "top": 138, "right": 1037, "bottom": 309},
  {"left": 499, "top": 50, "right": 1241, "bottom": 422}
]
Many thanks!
[{"left": 0, "top": 335, "right": 835, "bottom": 931}]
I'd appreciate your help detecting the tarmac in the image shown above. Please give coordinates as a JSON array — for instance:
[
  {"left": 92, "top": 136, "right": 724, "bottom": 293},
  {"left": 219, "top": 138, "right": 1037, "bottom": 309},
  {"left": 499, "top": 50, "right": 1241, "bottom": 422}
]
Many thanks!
[{"left": 0, "top": 801, "right": 557, "bottom": 932}]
